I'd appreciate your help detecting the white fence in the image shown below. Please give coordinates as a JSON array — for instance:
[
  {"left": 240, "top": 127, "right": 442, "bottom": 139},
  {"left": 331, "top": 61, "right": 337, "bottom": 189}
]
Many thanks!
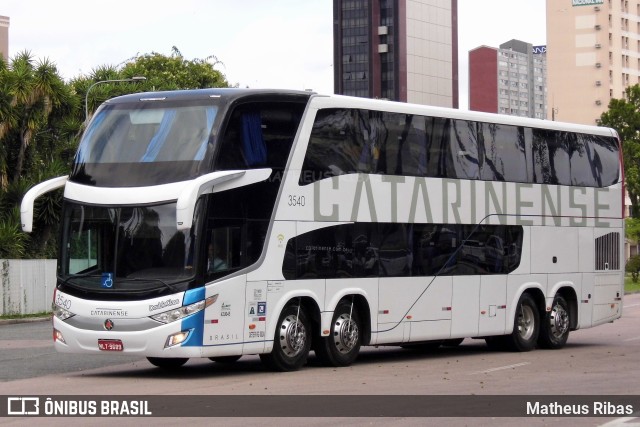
[{"left": 1, "top": 259, "right": 57, "bottom": 316}]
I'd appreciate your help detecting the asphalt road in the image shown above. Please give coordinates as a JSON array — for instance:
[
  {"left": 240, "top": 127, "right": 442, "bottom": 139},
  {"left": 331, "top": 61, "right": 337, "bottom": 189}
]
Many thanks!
[{"left": 1, "top": 293, "right": 640, "bottom": 426}]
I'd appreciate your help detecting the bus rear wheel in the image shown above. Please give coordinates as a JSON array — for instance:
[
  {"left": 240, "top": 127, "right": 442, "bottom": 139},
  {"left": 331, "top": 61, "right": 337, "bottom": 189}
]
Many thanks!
[
  {"left": 314, "top": 300, "right": 362, "bottom": 367},
  {"left": 147, "top": 357, "right": 188, "bottom": 369},
  {"left": 505, "top": 293, "right": 539, "bottom": 352},
  {"left": 538, "top": 295, "right": 570, "bottom": 349},
  {"left": 260, "top": 303, "right": 311, "bottom": 372}
]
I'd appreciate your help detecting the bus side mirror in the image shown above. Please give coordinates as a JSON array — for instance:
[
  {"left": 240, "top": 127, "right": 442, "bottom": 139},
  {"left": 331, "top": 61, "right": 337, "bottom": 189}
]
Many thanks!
[
  {"left": 175, "top": 168, "right": 272, "bottom": 231},
  {"left": 20, "top": 175, "right": 69, "bottom": 232}
]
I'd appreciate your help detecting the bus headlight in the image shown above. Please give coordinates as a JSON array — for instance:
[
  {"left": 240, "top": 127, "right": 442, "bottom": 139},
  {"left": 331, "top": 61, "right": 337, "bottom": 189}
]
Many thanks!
[
  {"left": 52, "top": 302, "right": 76, "bottom": 321},
  {"left": 165, "top": 330, "right": 192, "bottom": 348},
  {"left": 150, "top": 294, "right": 217, "bottom": 324}
]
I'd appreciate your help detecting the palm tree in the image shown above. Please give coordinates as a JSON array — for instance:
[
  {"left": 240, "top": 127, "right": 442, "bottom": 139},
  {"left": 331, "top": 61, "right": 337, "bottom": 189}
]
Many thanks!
[{"left": 0, "top": 51, "right": 71, "bottom": 186}]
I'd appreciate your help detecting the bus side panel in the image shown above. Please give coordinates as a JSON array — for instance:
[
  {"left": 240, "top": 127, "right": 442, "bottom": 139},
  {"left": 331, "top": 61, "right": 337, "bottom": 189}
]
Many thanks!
[
  {"left": 451, "top": 276, "right": 480, "bottom": 338},
  {"left": 377, "top": 276, "right": 452, "bottom": 343},
  {"left": 478, "top": 275, "right": 507, "bottom": 336},
  {"left": 201, "top": 275, "right": 246, "bottom": 356},
  {"left": 591, "top": 226, "right": 624, "bottom": 326},
  {"left": 408, "top": 277, "right": 453, "bottom": 342},
  {"left": 530, "top": 226, "right": 579, "bottom": 274},
  {"left": 243, "top": 280, "right": 269, "bottom": 354},
  {"left": 592, "top": 272, "right": 624, "bottom": 325},
  {"left": 579, "top": 273, "right": 594, "bottom": 328}
]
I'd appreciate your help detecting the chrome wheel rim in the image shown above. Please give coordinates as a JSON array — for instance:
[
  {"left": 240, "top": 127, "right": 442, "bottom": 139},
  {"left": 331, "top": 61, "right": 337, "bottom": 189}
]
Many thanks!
[
  {"left": 517, "top": 304, "right": 535, "bottom": 341},
  {"left": 550, "top": 303, "right": 569, "bottom": 339},
  {"left": 333, "top": 313, "right": 359, "bottom": 354},
  {"left": 279, "top": 314, "right": 306, "bottom": 357}
]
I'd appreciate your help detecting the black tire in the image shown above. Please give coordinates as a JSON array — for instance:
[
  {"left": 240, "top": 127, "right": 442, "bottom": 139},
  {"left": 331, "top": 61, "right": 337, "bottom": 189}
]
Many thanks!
[
  {"left": 504, "top": 293, "right": 540, "bottom": 352},
  {"left": 146, "top": 357, "right": 188, "bottom": 369},
  {"left": 260, "top": 303, "right": 311, "bottom": 372},
  {"left": 538, "top": 295, "right": 570, "bottom": 349},
  {"left": 442, "top": 338, "right": 464, "bottom": 347},
  {"left": 209, "top": 355, "right": 242, "bottom": 363},
  {"left": 314, "top": 300, "right": 362, "bottom": 367}
]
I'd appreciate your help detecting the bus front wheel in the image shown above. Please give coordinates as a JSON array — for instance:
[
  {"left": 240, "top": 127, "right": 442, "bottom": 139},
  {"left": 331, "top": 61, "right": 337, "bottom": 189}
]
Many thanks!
[
  {"left": 538, "top": 295, "right": 570, "bottom": 349},
  {"left": 505, "top": 293, "right": 540, "bottom": 352},
  {"left": 260, "top": 303, "right": 311, "bottom": 372},
  {"left": 314, "top": 300, "right": 362, "bottom": 367}
]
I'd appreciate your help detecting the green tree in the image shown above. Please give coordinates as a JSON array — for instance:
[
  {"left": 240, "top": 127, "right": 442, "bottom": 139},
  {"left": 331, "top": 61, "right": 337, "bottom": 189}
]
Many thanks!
[
  {"left": 0, "top": 51, "right": 78, "bottom": 258},
  {"left": 0, "top": 51, "right": 75, "bottom": 185},
  {"left": 599, "top": 85, "right": 640, "bottom": 217},
  {"left": 79, "top": 47, "right": 231, "bottom": 118},
  {"left": 626, "top": 255, "right": 640, "bottom": 282},
  {"left": 121, "top": 46, "right": 230, "bottom": 91}
]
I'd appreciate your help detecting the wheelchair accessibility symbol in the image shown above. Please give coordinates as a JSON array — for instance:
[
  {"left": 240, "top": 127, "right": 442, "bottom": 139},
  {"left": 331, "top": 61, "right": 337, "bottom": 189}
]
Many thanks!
[{"left": 101, "top": 272, "right": 114, "bottom": 288}]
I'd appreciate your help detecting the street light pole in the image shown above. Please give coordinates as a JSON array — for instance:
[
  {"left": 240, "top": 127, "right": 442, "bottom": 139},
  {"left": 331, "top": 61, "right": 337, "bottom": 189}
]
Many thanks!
[{"left": 84, "top": 76, "right": 147, "bottom": 121}]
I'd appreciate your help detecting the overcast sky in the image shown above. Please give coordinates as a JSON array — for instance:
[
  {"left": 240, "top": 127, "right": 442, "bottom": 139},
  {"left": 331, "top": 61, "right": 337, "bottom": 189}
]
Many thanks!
[{"left": 2, "top": 0, "right": 546, "bottom": 110}]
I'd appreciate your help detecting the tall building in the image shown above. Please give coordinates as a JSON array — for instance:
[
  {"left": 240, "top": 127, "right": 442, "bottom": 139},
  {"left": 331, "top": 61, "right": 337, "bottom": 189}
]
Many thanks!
[
  {"left": 333, "top": 0, "right": 458, "bottom": 108},
  {"left": 0, "top": 15, "right": 8, "bottom": 61},
  {"left": 469, "top": 39, "right": 547, "bottom": 119},
  {"left": 547, "top": 0, "right": 640, "bottom": 125}
]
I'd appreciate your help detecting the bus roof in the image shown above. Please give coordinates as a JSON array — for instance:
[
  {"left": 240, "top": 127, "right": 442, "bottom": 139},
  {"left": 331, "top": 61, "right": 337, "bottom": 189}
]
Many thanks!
[
  {"left": 104, "top": 88, "right": 617, "bottom": 139},
  {"left": 312, "top": 93, "right": 618, "bottom": 138},
  {"left": 104, "top": 88, "right": 315, "bottom": 105}
]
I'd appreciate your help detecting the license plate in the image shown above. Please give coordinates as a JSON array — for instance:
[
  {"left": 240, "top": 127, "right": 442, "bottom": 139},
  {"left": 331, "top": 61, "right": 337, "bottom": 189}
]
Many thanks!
[{"left": 98, "top": 339, "right": 123, "bottom": 351}]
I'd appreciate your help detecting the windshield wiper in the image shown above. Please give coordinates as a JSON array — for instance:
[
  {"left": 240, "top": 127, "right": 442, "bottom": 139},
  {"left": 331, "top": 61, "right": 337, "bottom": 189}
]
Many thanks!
[
  {"left": 58, "top": 272, "right": 104, "bottom": 288},
  {"left": 59, "top": 272, "right": 189, "bottom": 294},
  {"left": 115, "top": 277, "right": 182, "bottom": 293}
]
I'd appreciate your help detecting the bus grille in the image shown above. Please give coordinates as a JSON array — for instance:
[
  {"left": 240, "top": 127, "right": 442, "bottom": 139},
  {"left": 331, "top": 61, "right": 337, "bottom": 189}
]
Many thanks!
[{"left": 595, "top": 232, "right": 620, "bottom": 271}]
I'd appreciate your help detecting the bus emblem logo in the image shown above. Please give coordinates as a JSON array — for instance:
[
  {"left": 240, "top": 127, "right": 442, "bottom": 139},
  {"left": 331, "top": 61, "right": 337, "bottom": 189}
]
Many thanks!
[{"left": 104, "top": 319, "right": 114, "bottom": 331}]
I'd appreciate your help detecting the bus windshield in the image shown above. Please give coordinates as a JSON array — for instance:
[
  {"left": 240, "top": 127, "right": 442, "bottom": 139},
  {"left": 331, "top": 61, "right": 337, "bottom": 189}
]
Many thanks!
[
  {"left": 73, "top": 101, "right": 219, "bottom": 187},
  {"left": 59, "top": 201, "right": 197, "bottom": 293}
]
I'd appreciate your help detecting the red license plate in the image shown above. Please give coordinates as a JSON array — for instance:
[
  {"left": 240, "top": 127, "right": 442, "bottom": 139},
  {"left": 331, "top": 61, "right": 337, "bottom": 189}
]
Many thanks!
[{"left": 98, "top": 339, "right": 123, "bottom": 351}]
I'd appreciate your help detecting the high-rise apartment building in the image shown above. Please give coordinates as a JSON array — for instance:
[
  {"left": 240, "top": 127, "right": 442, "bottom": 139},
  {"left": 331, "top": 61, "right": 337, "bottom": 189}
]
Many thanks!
[
  {"left": 333, "top": 0, "right": 458, "bottom": 108},
  {"left": 547, "top": 0, "right": 640, "bottom": 125},
  {"left": 469, "top": 39, "right": 547, "bottom": 119},
  {"left": 0, "top": 16, "right": 9, "bottom": 61}
]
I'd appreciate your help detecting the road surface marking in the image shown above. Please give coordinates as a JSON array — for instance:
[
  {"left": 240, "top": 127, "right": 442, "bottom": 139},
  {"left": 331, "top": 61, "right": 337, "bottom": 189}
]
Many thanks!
[
  {"left": 468, "top": 362, "right": 530, "bottom": 375},
  {"left": 623, "top": 303, "right": 640, "bottom": 309},
  {"left": 623, "top": 336, "right": 640, "bottom": 342}
]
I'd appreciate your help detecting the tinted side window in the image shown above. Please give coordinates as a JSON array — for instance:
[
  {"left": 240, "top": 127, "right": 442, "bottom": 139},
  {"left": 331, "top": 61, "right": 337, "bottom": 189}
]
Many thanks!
[
  {"left": 449, "top": 120, "right": 480, "bottom": 180},
  {"left": 480, "top": 124, "right": 528, "bottom": 182},
  {"left": 282, "top": 223, "right": 379, "bottom": 279},
  {"left": 300, "top": 109, "right": 362, "bottom": 185},
  {"left": 300, "top": 108, "right": 619, "bottom": 188},
  {"left": 569, "top": 134, "right": 598, "bottom": 187},
  {"left": 412, "top": 224, "right": 458, "bottom": 275},
  {"left": 283, "top": 223, "right": 523, "bottom": 279},
  {"left": 217, "top": 102, "right": 305, "bottom": 171},
  {"left": 589, "top": 135, "right": 620, "bottom": 187},
  {"left": 532, "top": 129, "right": 571, "bottom": 185},
  {"left": 424, "top": 117, "right": 453, "bottom": 178}
]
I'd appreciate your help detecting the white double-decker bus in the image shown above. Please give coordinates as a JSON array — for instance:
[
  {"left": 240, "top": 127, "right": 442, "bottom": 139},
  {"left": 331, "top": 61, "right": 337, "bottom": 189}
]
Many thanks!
[{"left": 22, "top": 89, "right": 624, "bottom": 371}]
